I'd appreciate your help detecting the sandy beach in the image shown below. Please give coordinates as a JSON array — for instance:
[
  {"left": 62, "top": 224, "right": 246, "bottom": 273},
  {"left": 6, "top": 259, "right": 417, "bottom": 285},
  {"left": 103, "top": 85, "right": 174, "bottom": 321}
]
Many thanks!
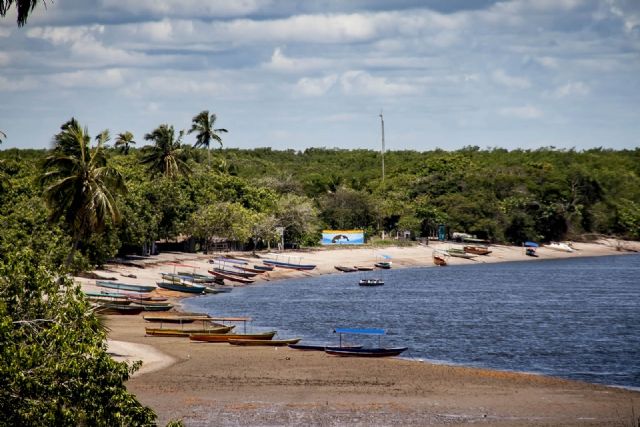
[{"left": 87, "top": 240, "right": 640, "bottom": 426}]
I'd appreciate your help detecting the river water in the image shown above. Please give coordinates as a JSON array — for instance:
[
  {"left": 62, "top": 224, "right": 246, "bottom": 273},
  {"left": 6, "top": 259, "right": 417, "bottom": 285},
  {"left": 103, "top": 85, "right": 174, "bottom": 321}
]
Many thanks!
[{"left": 183, "top": 254, "right": 640, "bottom": 389}]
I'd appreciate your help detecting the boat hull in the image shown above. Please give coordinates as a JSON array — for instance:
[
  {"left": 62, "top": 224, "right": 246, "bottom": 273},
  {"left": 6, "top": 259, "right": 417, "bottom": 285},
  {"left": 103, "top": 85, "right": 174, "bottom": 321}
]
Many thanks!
[
  {"left": 262, "top": 260, "right": 316, "bottom": 270},
  {"left": 324, "top": 347, "right": 408, "bottom": 357},
  {"left": 228, "top": 338, "right": 301, "bottom": 346},
  {"left": 156, "top": 281, "right": 206, "bottom": 294},
  {"left": 145, "top": 325, "right": 234, "bottom": 337},
  {"left": 189, "top": 331, "right": 277, "bottom": 342},
  {"left": 96, "top": 280, "right": 155, "bottom": 293}
]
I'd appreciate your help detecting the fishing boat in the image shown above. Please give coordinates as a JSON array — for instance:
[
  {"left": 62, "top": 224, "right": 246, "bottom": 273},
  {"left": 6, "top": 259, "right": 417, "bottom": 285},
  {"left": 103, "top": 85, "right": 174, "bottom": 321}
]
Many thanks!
[
  {"left": 374, "top": 262, "right": 392, "bottom": 269},
  {"left": 96, "top": 280, "right": 155, "bottom": 293},
  {"left": 143, "top": 314, "right": 212, "bottom": 324},
  {"left": 354, "top": 265, "right": 374, "bottom": 271},
  {"left": 213, "top": 267, "right": 258, "bottom": 278},
  {"left": 228, "top": 338, "right": 301, "bottom": 346},
  {"left": 335, "top": 266, "right": 358, "bottom": 272},
  {"left": 288, "top": 344, "right": 363, "bottom": 351},
  {"left": 176, "top": 271, "right": 220, "bottom": 283},
  {"left": 208, "top": 270, "right": 255, "bottom": 284},
  {"left": 463, "top": 245, "right": 492, "bottom": 256},
  {"left": 94, "top": 302, "right": 144, "bottom": 315},
  {"left": 233, "top": 265, "right": 267, "bottom": 274},
  {"left": 359, "top": 278, "right": 384, "bottom": 286},
  {"left": 156, "top": 281, "right": 206, "bottom": 294},
  {"left": 253, "top": 264, "right": 274, "bottom": 271},
  {"left": 132, "top": 301, "right": 174, "bottom": 312},
  {"left": 145, "top": 325, "right": 234, "bottom": 337},
  {"left": 446, "top": 248, "right": 477, "bottom": 259},
  {"left": 84, "top": 291, "right": 130, "bottom": 301},
  {"left": 324, "top": 328, "right": 407, "bottom": 357},
  {"left": 211, "top": 256, "right": 248, "bottom": 265},
  {"left": 189, "top": 331, "right": 277, "bottom": 342},
  {"left": 262, "top": 259, "right": 316, "bottom": 271}
]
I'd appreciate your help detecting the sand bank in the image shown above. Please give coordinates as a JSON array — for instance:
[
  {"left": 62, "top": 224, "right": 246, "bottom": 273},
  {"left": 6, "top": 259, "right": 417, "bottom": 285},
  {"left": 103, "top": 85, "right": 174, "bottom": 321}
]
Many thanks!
[{"left": 86, "top": 240, "right": 640, "bottom": 426}]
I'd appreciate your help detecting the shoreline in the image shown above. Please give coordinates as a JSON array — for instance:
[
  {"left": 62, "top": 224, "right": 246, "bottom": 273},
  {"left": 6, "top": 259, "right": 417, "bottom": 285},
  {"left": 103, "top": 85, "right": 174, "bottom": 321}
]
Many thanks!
[{"left": 86, "top": 240, "right": 640, "bottom": 426}]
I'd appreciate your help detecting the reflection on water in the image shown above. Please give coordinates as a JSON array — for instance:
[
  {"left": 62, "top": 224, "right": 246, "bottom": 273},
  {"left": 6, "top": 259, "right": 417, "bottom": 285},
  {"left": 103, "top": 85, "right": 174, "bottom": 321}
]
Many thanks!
[{"left": 184, "top": 254, "right": 640, "bottom": 388}]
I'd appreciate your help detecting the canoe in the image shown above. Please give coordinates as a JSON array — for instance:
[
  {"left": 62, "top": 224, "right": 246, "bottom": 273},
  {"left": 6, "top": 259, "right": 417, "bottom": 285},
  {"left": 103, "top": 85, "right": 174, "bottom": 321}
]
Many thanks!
[
  {"left": 189, "top": 331, "right": 277, "bottom": 342},
  {"left": 213, "top": 267, "right": 258, "bottom": 278},
  {"left": 132, "top": 301, "right": 174, "bottom": 311},
  {"left": 335, "top": 266, "right": 358, "bottom": 272},
  {"left": 156, "top": 281, "right": 206, "bottom": 294},
  {"left": 253, "top": 264, "right": 274, "bottom": 271},
  {"left": 288, "top": 344, "right": 363, "bottom": 351},
  {"left": 374, "top": 262, "right": 392, "bottom": 269},
  {"left": 463, "top": 246, "right": 492, "bottom": 256},
  {"left": 143, "top": 314, "right": 212, "bottom": 323},
  {"left": 233, "top": 265, "right": 267, "bottom": 274},
  {"left": 359, "top": 279, "right": 384, "bottom": 286},
  {"left": 208, "top": 270, "right": 255, "bottom": 284},
  {"left": 211, "top": 256, "right": 248, "bottom": 265},
  {"left": 262, "top": 260, "right": 316, "bottom": 271},
  {"left": 96, "top": 280, "right": 155, "bottom": 293},
  {"left": 354, "top": 266, "right": 374, "bottom": 271},
  {"left": 324, "top": 347, "right": 408, "bottom": 357},
  {"left": 94, "top": 302, "right": 144, "bottom": 315},
  {"left": 145, "top": 325, "right": 234, "bottom": 337},
  {"left": 176, "top": 272, "right": 219, "bottom": 283},
  {"left": 84, "top": 291, "right": 129, "bottom": 300},
  {"left": 446, "top": 248, "right": 477, "bottom": 259},
  {"left": 228, "top": 338, "right": 301, "bottom": 346}
]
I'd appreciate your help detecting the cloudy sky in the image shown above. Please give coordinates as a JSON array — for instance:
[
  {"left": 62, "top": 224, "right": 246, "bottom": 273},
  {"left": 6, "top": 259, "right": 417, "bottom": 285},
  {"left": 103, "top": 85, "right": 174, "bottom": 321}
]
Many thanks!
[{"left": 1, "top": 0, "right": 639, "bottom": 151}]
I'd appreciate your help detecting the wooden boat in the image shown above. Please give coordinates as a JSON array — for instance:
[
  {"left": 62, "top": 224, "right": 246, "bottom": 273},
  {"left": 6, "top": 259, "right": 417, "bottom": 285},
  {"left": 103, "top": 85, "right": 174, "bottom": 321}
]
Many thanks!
[
  {"left": 262, "top": 259, "right": 316, "bottom": 271},
  {"left": 253, "top": 264, "right": 274, "bottom": 271},
  {"left": 446, "top": 248, "right": 477, "bottom": 259},
  {"left": 359, "top": 278, "right": 384, "bottom": 286},
  {"left": 288, "top": 344, "right": 363, "bottom": 351},
  {"left": 94, "top": 302, "right": 144, "bottom": 315},
  {"left": 96, "top": 280, "right": 155, "bottom": 293},
  {"left": 354, "top": 265, "right": 374, "bottom": 271},
  {"left": 143, "top": 314, "right": 212, "bottom": 323},
  {"left": 228, "top": 338, "right": 301, "bottom": 346},
  {"left": 233, "top": 265, "right": 267, "bottom": 274},
  {"left": 189, "top": 331, "right": 277, "bottom": 342},
  {"left": 212, "top": 256, "right": 248, "bottom": 265},
  {"left": 156, "top": 281, "right": 206, "bottom": 294},
  {"left": 213, "top": 267, "right": 258, "bottom": 278},
  {"left": 208, "top": 270, "right": 255, "bottom": 284},
  {"left": 84, "top": 291, "right": 130, "bottom": 300},
  {"left": 374, "top": 262, "right": 392, "bottom": 269},
  {"left": 176, "top": 271, "right": 220, "bottom": 283},
  {"left": 324, "top": 347, "right": 408, "bottom": 357},
  {"left": 463, "top": 245, "right": 492, "bottom": 256},
  {"left": 145, "top": 325, "right": 234, "bottom": 337},
  {"left": 433, "top": 254, "right": 447, "bottom": 266},
  {"left": 335, "top": 265, "right": 358, "bottom": 272},
  {"left": 132, "top": 301, "right": 174, "bottom": 311}
]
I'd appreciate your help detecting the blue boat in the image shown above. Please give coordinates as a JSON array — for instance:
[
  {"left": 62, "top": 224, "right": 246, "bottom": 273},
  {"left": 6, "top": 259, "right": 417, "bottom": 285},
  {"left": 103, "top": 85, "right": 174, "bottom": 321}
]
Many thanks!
[
  {"left": 324, "top": 328, "right": 407, "bottom": 357},
  {"left": 156, "top": 281, "right": 205, "bottom": 294},
  {"left": 211, "top": 257, "right": 248, "bottom": 265},
  {"left": 96, "top": 280, "right": 155, "bottom": 293}
]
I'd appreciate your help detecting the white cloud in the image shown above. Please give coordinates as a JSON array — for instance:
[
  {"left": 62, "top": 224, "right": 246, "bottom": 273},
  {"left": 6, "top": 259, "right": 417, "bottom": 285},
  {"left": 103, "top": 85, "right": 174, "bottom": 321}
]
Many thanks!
[
  {"left": 499, "top": 105, "right": 543, "bottom": 119},
  {"left": 263, "top": 48, "right": 332, "bottom": 73},
  {"left": 0, "top": 52, "right": 9, "bottom": 66},
  {"left": 0, "top": 26, "right": 11, "bottom": 37},
  {"left": 294, "top": 75, "right": 338, "bottom": 96},
  {"left": 0, "top": 76, "right": 38, "bottom": 92},
  {"left": 492, "top": 69, "right": 531, "bottom": 89},
  {"left": 533, "top": 56, "right": 559, "bottom": 68},
  {"left": 552, "top": 81, "right": 590, "bottom": 98},
  {"left": 99, "top": 0, "right": 269, "bottom": 18},
  {"left": 340, "top": 70, "right": 417, "bottom": 96},
  {"left": 48, "top": 68, "right": 126, "bottom": 88}
]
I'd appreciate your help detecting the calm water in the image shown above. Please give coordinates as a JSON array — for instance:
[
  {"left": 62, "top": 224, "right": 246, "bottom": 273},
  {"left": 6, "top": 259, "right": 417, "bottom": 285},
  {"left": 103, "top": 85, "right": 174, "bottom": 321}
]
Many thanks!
[{"left": 183, "top": 254, "right": 640, "bottom": 389}]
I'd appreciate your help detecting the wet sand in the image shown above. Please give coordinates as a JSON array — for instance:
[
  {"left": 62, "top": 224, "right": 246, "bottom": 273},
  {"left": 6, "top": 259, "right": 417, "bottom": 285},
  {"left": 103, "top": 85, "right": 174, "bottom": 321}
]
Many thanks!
[{"left": 95, "top": 240, "right": 640, "bottom": 426}]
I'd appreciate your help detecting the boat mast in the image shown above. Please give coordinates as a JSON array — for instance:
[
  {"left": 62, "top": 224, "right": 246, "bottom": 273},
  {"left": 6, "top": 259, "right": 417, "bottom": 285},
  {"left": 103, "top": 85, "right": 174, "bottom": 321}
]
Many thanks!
[{"left": 379, "top": 111, "right": 385, "bottom": 185}]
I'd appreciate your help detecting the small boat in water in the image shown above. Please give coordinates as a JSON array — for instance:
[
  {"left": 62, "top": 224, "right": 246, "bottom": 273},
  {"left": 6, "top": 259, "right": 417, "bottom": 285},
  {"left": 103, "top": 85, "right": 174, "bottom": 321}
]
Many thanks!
[
  {"left": 96, "top": 280, "right": 155, "bottom": 293},
  {"left": 359, "top": 278, "right": 384, "bottom": 286},
  {"left": 228, "top": 338, "right": 301, "bottom": 346}
]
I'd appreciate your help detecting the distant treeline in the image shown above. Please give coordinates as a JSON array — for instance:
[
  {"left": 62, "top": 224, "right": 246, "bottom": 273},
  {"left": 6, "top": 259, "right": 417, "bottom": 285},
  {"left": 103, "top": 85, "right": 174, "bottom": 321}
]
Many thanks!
[{"left": 1, "top": 134, "right": 639, "bottom": 269}]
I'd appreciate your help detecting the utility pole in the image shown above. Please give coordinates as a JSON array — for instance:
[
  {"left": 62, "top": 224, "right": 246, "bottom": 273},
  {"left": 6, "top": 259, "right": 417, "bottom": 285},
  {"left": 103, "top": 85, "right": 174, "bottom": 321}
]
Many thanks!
[{"left": 379, "top": 111, "right": 385, "bottom": 185}]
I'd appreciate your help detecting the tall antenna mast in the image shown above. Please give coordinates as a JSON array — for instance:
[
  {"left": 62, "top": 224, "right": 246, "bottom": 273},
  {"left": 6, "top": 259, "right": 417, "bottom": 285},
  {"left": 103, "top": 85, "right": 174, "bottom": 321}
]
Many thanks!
[{"left": 379, "top": 111, "right": 385, "bottom": 184}]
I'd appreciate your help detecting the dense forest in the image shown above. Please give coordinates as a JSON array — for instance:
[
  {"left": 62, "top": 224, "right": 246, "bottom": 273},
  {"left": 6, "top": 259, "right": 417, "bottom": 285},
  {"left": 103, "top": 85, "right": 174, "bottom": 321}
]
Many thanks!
[{"left": 1, "top": 117, "right": 639, "bottom": 271}]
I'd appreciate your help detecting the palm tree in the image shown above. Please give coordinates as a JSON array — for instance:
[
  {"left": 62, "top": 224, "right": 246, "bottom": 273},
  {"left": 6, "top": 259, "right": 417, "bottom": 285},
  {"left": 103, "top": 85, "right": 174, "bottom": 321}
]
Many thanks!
[
  {"left": 40, "top": 118, "right": 126, "bottom": 257},
  {"left": 188, "top": 110, "right": 228, "bottom": 169},
  {"left": 0, "top": 0, "right": 44, "bottom": 26},
  {"left": 141, "top": 124, "right": 191, "bottom": 178},
  {"left": 0, "top": 129, "right": 6, "bottom": 144},
  {"left": 115, "top": 131, "right": 136, "bottom": 155}
]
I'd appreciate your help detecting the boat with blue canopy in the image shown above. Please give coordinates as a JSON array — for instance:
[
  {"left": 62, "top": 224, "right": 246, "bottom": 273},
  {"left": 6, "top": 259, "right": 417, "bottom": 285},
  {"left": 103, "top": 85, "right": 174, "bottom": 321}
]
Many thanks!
[{"left": 325, "top": 328, "right": 407, "bottom": 357}]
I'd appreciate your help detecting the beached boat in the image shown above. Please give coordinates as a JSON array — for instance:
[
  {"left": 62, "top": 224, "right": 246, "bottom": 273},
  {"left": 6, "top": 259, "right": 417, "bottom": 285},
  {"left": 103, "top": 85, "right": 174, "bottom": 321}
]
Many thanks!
[
  {"left": 325, "top": 328, "right": 407, "bottom": 357},
  {"left": 143, "top": 314, "right": 213, "bottom": 324},
  {"left": 262, "top": 259, "right": 316, "bottom": 271},
  {"left": 84, "top": 291, "right": 130, "bottom": 300},
  {"left": 156, "top": 281, "right": 206, "bottom": 294},
  {"left": 324, "top": 347, "right": 408, "bottom": 357},
  {"left": 544, "top": 242, "right": 574, "bottom": 252},
  {"left": 211, "top": 256, "right": 248, "bottom": 265},
  {"left": 463, "top": 245, "right": 492, "bottom": 256},
  {"left": 433, "top": 253, "right": 447, "bottom": 266},
  {"left": 213, "top": 267, "right": 258, "bottom": 278},
  {"left": 96, "top": 280, "right": 155, "bottom": 293},
  {"left": 335, "top": 266, "right": 358, "bottom": 272},
  {"left": 145, "top": 325, "right": 234, "bottom": 337},
  {"left": 208, "top": 269, "right": 255, "bottom": 284},
  {"left": 446, "top": 248, "right": 477, "bottom": 259},
  {"left": 176, "top": 271, "right": 220, "bottom": 283},
  {"left": 233, "top": 265, "right": 267, "bottom": 274},
  {"left": 374, "top": 262, "right": 392, "bottom": 269},
  {"left": 132, "top": 301, "right": 174, "bottom": 311},
  {"left": 524, "top": 241, "right": 539, "bottom": 257},
  {"left": 228, "top": 338, "right": 301, "bottom": 346},
  {"left": 94, "top": 302, "right": 144, "bottom": 315},
  {"left": 189, "top": 331, "right": 277, "bottom": 342},
  {"left": 359, "top": 278, "right": 384, "bottom": 286},
  {"left": 354, "top": 265, "right": 374, "bottom": 271},
  {"left": 288, "top": 344, "right": 363, "bottom": 351},
  {"left": 253, "top": 264, "right": 274, "bottom": 271}
]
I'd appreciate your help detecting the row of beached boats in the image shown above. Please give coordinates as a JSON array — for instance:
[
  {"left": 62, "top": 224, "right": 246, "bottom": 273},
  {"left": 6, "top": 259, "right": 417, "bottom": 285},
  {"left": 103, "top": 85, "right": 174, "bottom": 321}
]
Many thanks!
[{"left": 143, "top": 314, "right": 407, "bottom": 357}]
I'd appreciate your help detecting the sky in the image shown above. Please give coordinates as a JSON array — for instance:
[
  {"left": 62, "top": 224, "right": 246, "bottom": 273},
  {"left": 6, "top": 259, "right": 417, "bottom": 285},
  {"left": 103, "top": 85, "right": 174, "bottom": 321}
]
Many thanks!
[{"left": 0, "top": 0, "right": 639, "bottom": 152}]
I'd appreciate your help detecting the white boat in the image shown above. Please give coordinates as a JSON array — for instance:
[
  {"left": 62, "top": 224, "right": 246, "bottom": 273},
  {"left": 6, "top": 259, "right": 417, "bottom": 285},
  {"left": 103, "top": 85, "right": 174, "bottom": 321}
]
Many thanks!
[{"left": 544, "top": 242, "right": 574, "bottom": 253}]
